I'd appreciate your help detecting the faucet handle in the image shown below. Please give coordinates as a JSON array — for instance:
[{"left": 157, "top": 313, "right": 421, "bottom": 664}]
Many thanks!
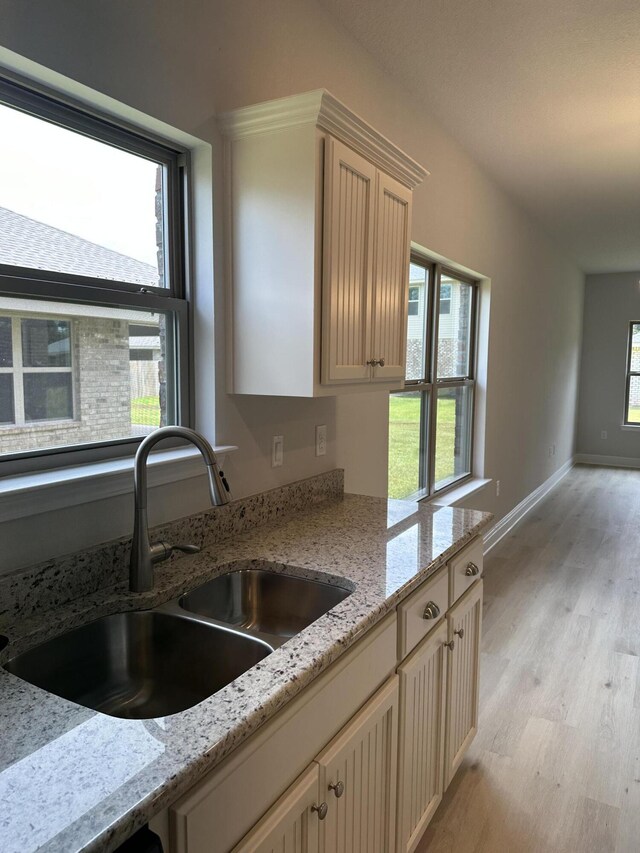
[{"left": 150, "top": 541, "right": 200, "bottom": 564}]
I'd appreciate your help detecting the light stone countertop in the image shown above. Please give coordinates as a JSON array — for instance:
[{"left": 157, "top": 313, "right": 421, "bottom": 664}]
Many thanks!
[{"left": 0, "top": 492, "right": 492, "bottom": 853}]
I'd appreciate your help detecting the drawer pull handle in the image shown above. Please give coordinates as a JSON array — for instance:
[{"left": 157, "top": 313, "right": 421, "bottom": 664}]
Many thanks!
[
  {"left": 312, "top": 802, "right": 328, "bottom": 820},
  {"left": 329, "top": 780, "right": 345, "bottom": 798},
  {"left": 454, "top": 627, "right": 465, "bottom": 639},
  {"left": 465, "top": 562, "right": 480, "bottom": 577},
  {"left": 444, "top": 639, "right": 455, "bottom": 651},
  {"left": 423, "top": 601, "right": 441, "bottom": 620}
]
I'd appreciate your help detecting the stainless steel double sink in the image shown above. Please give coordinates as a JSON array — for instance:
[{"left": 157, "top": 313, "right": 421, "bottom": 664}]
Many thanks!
[{"left": 4, "top": 563, "right": 352, "bottom": 720}]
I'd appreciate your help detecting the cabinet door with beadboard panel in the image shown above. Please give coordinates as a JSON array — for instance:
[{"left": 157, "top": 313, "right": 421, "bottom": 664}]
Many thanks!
[
  {"left": 315, "top": 677, "right": 399, "bottom": 853},
  {"left": 232, "top": 765, "right": 321, "bottom": 853},
  {"left": 322, "top": 136, "right": 376, "bottom": 384},
  {"left": 396, "top": 621, "right": 447, "bottom": 853},
  {"left": 444, "top": 580, "right": 483, "bottom": 789},
  {"left": 370, "top": 171, "right": 412, "bottom": 383}
]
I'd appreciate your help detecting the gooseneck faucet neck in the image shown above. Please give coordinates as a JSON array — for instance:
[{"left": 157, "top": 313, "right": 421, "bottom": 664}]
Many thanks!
[{"left": 130, "top": 426, "right": 230, "bottom": 593}]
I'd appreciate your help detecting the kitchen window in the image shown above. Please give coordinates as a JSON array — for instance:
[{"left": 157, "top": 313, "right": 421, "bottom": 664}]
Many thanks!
[
  {"left": 624, "top": 322, "right": 640, "bottom": 425},
  {"left": 0, "top": 77, "right": 190, "bottom": 469},
  {"left": 388, "top": 257, "right": 478, "bottom": 499}
]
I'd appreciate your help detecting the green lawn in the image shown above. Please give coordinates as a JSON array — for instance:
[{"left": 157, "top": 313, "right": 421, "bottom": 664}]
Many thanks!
[
  {"left": 131, "top": 395, "right": 161, "bottom": 427},
  {"left": 629, "top": 406, "right": 640, "bottom": 424},
  {"left": 388, "top": 394, "right": 457, "bottom": 499}
]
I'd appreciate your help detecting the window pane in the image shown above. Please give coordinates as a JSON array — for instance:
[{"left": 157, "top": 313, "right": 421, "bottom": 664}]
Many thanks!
[
  {"left": 388, "top": 391, "right": 424, "bottom": 498},
  {"left": 0, "top": 374, "right": 14, "bottom": 424},
  {"left": 437, "top": 275, "right": 473, "bottom": 379},
  {"left": 0, "top": 102, "right": 164, "bottom": 287},
  {"left": 0, "top": 296, "right": 177, "bottom": 456},
  {"left": 434, "top": 386, "right": 472, "bottom": 490},
  {"left": 0, "top": 316, "right": 13, "bottom": 367},
  {"left": 24, "top": 373, "right": 73, "bottom": 421},
  {"left": 630, "top": 324, "right": 640, "bottom": 372},
  {"left": 22, "top": 318, "right": 71, "bottom": 367},
  {"left": 406, "top": 263, "right": 428, "bottom": 381},
  {"left": 628, "top": 376, "right": 640, "bottom": 424}
]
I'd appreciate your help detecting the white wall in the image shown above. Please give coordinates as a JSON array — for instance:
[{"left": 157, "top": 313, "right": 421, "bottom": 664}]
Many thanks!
[
  {"left": 576, "top": 271, "right": 640, "bottom": 462},
  {"left": 0, "top": 0, "right": 584, "bottom": 570}
]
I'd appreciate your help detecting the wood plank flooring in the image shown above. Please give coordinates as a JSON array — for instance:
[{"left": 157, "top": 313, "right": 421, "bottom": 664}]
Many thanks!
[{"left": 417, "top": 465, "right": 640, "bottom": 853}]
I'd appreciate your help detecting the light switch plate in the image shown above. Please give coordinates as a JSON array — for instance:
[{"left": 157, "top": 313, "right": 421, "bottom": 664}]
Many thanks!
[
  {"left": 315, "top": 424, "right": 327, "bottom": 457},
  {"left": 272, "top": 435, "right": 283, "bottom": 467}
]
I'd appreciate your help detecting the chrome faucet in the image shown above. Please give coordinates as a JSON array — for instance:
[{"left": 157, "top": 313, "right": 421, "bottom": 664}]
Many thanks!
[{"left": 130, "top": 426, "right": 231, "bottom": 592}]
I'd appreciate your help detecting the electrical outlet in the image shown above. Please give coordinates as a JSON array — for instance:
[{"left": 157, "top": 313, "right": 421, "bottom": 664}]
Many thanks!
[
  {"left": 496, "top": 479, "right": 500, "bottom": 497},
  {"left": 601, "top": 430, "right": 608, "bottom": 440},
  {"left": 315, "top": 424, "right": 327, "bottom": 457},
  {"left": 272, "top": 435, "right": 283, "bottom": 467}
]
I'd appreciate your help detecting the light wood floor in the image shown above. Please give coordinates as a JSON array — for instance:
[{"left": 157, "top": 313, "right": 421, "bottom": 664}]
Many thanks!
[{"left": 417, "top": 465, "right": 640, "bottom": 853}]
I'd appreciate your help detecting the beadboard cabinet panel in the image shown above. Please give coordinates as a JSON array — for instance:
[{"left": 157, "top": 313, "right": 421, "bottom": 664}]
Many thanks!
[
  {"left": 316, "top": 677, "right": 399, "bottom": 853},
  {"left": 370, "top": 172, "right": 412, "bottom": 383},
  {"left": 232, "top": 765, "right": 321, "bottom": 853},
  {"left": 444, "top": 580, "right": 483, "bottom": 789},
  {"left": 322, "top": 137, "right": 375, "bottom": 384}
]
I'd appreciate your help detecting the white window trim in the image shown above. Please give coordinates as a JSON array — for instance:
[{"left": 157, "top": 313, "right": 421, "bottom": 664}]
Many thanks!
[
  {"left": 0, "top": 444, "right": 238, "bottom": 523},
  {"left": 0, "top": 47, "right": 221, "bottom": 516}
]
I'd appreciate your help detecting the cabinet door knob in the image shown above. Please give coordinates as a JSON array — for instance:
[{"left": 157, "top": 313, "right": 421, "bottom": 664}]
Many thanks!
[
  {"left": 454, "top": 627, "right": 465, "bottom": 639},
  {"left": 444, "top": 639, "right": 455, "bottom": 651},
  {"left": 312, "top": 802, "right": 328, "bottom": 820},
  {"left": 378, "top": 358, "right": 385, "bottom": 367},
  {"left": 465, "top": 562, "right": 480, "bottom": 577},
  {"left": 366, "top": 358, "right": 386, "bottom": 367},
  {"left": 423, "top": 601, "right": 441, "bottom": 620},
  {"left": 329, "top": 780, "right": 345, "bottom": 798}
]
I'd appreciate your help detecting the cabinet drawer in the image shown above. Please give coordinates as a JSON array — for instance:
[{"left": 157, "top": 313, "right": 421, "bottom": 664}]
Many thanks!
[
  {"left": 397, "top": 566, "right": 448, "bottom": 659},
  {"left": 448, "top": 537, "right": 483, "bottom": 606}
]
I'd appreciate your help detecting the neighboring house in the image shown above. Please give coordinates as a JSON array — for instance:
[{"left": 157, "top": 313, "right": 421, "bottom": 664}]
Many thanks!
[
  {"left": 406, "top": 266, "right": 470, "bottom": 378},
  {"left": 0, "top": 206, "right": 162, "bottom": 454}
]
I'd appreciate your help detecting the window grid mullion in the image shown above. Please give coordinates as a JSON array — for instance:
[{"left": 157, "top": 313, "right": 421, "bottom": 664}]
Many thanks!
[{"left": 11, "top": 317, "right": 25, "bottom": 426}]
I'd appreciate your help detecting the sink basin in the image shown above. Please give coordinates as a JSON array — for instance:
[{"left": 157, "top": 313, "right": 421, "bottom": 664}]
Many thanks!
[
  {"left": 4, "top": 611, "right": 272, "bottom": 719},
  {"left": 179, "top": 568, "right": 351, "bottom": 639}
]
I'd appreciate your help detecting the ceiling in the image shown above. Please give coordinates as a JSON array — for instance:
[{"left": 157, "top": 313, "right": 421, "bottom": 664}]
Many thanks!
[{"left": 318, "top": 0, "right": 640, "bottom": 273}]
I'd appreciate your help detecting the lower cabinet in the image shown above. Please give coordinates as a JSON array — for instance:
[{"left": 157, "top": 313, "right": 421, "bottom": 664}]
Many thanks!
[
  {"left": 444, "top": 579, "right": 483, "bottom": 789},
  {"left": 233, "top": 677, "right": 399, "bottom": 853},
  {"left": 231, "top": 765, "right": 321, "bottom": 853},
  {"left": 396, "top": 622, "right": 447, "bottom": 853}
]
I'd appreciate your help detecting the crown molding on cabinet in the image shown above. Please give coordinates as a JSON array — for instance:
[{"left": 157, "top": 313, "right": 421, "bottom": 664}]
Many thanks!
[{"left": 218, "top": 89, "right": 429, "bottom": 190}]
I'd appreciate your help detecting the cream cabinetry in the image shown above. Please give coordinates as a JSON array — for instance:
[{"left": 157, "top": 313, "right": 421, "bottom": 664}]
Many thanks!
[
  {"left": 232, "top": 765, "right": 321, "bottom": 853},
  {"left": 444, "top": 579, "right": 483, "bottom": 789},
  {"left": 396, "top": 622, "right": 447, "bottom": 853},
  {"left": 317, "top": 677, "right": 398, "bottom": 853},
  {"left": 220, "top": 90, "right": 426, "bottom": 397},
  {"left": 232, "top": 677, "right": 399, "bottom": 853}
]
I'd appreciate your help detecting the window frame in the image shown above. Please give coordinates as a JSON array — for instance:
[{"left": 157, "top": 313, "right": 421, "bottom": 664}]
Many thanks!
[
  {"left": 0, "top": 76, "right": 192, "bottom": 476},
  {"left": 390, "top": 255, "right": 479, "bottom": 500},
  {"left": 624, "top": 321, "right": 640, "bottom": 427}
]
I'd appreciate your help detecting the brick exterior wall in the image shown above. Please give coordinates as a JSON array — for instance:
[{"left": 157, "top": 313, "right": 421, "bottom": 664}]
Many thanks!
[{"left": 1, "top": 317, "right": 131, "bottom": 453}]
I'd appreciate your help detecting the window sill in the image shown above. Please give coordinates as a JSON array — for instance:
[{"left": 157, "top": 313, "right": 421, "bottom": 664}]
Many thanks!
[
  {"left": 620, "top": 425, "right": 640, "bottom": 431},
  {"left": 0, "top": 444, "right": 238, "bottom": 523},
  {"left": 421, "top": 477, "right": 492, "bottom": 508}
]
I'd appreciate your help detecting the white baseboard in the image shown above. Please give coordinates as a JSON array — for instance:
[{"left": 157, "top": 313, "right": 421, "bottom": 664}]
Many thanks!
[
  {"left": 574, "top": 453, "right": 640, "bottom": 470},
  {"left": 483, "top": 459, "right": 574, "bottom": 555}
]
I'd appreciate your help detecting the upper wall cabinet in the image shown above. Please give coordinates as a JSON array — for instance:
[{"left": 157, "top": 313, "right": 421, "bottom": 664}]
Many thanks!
[{"left": 220, "top": 90, "right": 428, "bottom": 397}]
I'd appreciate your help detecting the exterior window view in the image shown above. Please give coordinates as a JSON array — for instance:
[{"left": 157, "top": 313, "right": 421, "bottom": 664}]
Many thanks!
[
  {"left": 625, "top": 322, "right": 640, "bottom": 424},
  {"left": 0, "top": 84, "right": 186, "bottom": 458},
  {"left": 388, "top": 259, "right": 477, "bottom": 499}
]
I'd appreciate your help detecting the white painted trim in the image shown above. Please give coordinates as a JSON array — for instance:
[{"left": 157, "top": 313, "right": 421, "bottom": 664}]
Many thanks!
[
  {"left": 574, "top": 453, "right": 640, "bottom": 469},
  {"left": 0, "top": 445, "right": 238, "bottom": 523},
  {"left": 483, "top": 459, "right": 574, "bottom": 554},
  {"left": 219, "top": 89, "right": 429, "bottom": 189}
]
